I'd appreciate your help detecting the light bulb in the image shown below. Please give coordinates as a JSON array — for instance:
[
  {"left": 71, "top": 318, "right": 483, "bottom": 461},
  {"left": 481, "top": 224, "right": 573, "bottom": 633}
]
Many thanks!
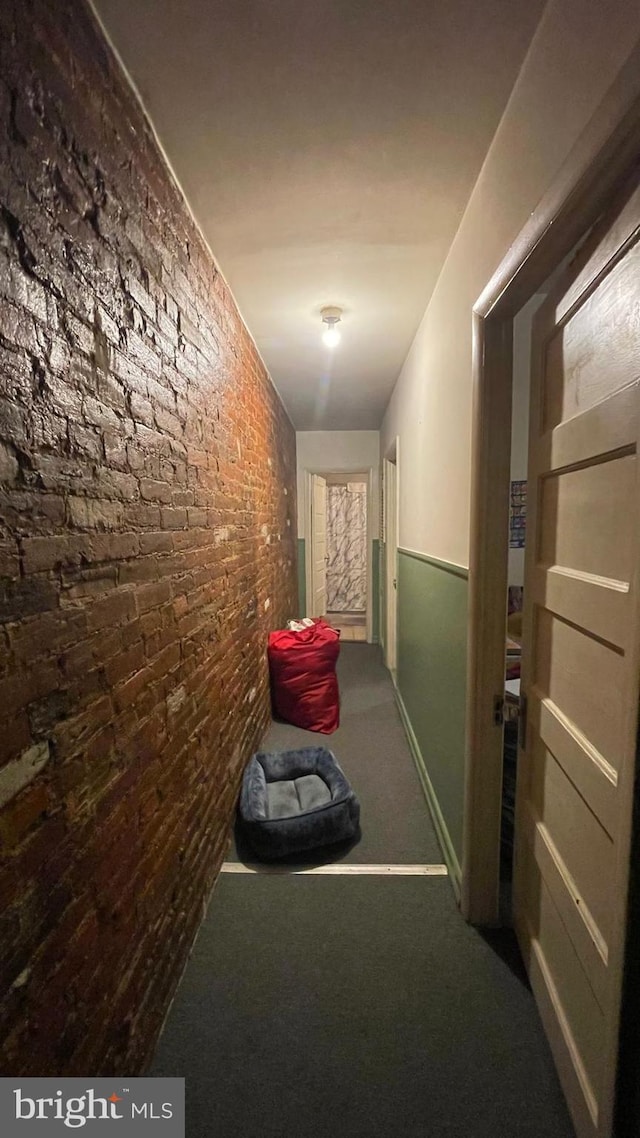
[{"left": 322, "top": 325, "right": 341, "bottom": 349}]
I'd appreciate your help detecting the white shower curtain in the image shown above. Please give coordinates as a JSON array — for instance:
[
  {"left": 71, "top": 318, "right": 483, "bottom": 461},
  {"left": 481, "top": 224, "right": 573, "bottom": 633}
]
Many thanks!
[{"left": 326, "top": 483, "right": 366, "bottom": 612}]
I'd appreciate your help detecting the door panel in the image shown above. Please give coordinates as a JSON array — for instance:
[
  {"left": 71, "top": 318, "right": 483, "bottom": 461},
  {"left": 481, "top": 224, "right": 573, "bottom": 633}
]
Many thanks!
[
  {"left": 533, "top": 691, "right": 619, "bottom": 842},
  {"left": 543, "top": 243, "right": 640, "bottom": 429},
  {"left": 538, "top": 455, "right": 635, "bottom": 581},
  {"left": 528, "top": 739, "right": 615, "bottom": 944},
  {"left": 521, "top": 792, "right": 610, "bottom": 1014},
  {"left": 514, "top": 174, "right": 640, "bottom": 1138},
  {"left": 521, "top": 859, "right": 606, "bottom": 1105},
  {"left": 534, "top": 608, "right": 625, "bottom": 769}
]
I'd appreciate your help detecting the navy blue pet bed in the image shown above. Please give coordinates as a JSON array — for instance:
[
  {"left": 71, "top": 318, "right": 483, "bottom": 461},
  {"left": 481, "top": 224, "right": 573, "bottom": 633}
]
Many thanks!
[{"left": 238, "top": 746, "right": 360, "bottom": 860}]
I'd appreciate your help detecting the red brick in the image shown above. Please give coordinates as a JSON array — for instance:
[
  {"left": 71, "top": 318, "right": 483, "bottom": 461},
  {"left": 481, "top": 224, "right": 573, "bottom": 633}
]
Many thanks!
[
  {"left": 86, "top": 590, "right": 137, "bottom": 631},
  {"left": 88, "top": 533, "right": 140, "bottom": 563},
  {"left": 136, "top": 579, "right": 172, "bottom": 614},
  {"left": 160, "top": 507, "right": 187, "bottom": 530},
  {"left": 139, "top": 531, "right": 173, "bottom": 555},
  {"left": 54, "top": 695, "right": 114, "bottom": 752},
  {"left": 118, "top": 555, "right": 161, "bottom": 585},
  {"left": 113, "top": 667, "right": 152, "bottom": 713},
  {"left": 148, "top": 641, "right": 180, "bottom": 680},
  {"left": 0, "top": 712, "right": 33, "bottom": 765},
  {"left": 0, "top": 782, "right": 50, "bottom": 849},
  {"left": 103, "top": 640, "right": 145, "bottom": 686},
  {"left": 0, "top": 542, "right": 20, "bottom": 578},
  {"left": 21, "top": 534, "right": 86, "bottom": 574},
  {"left": 0, "top": 661, "right": 61, "bottom": 719},
  {"left": 0, "top": 0, "right": 296, "bottom": 1083}
]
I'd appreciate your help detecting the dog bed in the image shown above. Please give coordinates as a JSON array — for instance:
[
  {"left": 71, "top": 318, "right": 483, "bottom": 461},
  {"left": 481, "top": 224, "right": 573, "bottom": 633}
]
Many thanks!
[{"left": 238, "top": 746, "right": 360, "bottom": 860}]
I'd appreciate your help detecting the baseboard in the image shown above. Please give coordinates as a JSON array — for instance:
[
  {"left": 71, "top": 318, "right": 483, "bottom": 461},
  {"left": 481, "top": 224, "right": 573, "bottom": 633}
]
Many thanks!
[{"left": 393, "top": 684, "right": 462, "bottom": 900}]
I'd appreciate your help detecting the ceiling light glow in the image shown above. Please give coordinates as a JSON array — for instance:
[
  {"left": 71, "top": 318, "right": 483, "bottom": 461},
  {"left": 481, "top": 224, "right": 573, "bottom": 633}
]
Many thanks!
[
  {"left": 322, "top": 325, "right": 341, "bottom": 348},
  {"left": 321, "top": 305, "right": 342, "bottom": 350}
]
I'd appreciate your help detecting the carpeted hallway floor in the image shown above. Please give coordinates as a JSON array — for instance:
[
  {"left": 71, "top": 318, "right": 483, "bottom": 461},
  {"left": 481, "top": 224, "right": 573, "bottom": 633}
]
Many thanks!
[
  {"left": 151, "top": 644, "right": 574, "bottom": 1138},
  {"left": 230, "top": 642, "right": 443, "bottom": 866}
]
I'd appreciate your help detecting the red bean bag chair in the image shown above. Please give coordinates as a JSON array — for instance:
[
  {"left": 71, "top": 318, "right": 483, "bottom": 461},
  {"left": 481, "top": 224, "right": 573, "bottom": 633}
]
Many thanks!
[{"left": 268, "top": 619, "right": 340, "bottom": 734}]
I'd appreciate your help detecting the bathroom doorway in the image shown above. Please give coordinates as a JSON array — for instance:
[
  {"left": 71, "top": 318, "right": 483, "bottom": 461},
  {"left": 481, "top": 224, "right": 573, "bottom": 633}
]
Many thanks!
[
  {"left": 306, "top": 469, "right": 371, "bottom": 641},
  {"left": 325, "top": 474, "right": 368, "bottom": 641}
]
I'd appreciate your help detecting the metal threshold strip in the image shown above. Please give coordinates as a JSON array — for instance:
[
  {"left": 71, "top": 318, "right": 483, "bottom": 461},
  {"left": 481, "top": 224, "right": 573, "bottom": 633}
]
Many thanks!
[{"left": 221, "top": 863, "right": 448, "bottom": 876}]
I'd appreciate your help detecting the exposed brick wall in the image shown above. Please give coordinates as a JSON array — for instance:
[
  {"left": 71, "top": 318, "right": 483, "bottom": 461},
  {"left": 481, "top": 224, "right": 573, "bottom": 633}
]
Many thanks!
[{"left": 0, "top": 0, "right": 297, "bottom": 1075}]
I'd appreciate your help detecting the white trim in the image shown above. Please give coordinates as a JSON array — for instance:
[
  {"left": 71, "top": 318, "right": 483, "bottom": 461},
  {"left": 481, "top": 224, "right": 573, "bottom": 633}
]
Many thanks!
[
  {"left": 399, "top": 548, "right": 469, "bottom": 574},
  {"left": 221, "top": 863, "right": 448, "bottom": 876},
  {"left": 383, "top": 438, "right": 400, "bottom": 675}
]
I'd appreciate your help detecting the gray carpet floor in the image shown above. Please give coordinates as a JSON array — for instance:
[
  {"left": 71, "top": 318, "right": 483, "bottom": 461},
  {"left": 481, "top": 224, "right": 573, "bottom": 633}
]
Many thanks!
[
  {"left": 151, "top": 644, "right": 574, "bottom": 1138},
  {"left": 231, "top": 644, "right": 443, "bottom": 865}
]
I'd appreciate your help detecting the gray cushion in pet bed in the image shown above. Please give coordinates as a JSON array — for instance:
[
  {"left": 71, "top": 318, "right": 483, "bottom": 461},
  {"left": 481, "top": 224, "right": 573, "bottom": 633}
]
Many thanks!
[{"left": 238, "top": 746, "right": 360, "bottom": 860}]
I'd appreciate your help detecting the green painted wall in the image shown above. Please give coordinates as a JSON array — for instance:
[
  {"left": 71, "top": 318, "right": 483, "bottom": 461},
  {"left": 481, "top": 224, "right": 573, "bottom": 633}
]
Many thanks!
[
  {"left": 297, "top": 538, "right": 306, "bottom": 618},
  {"left": 396, "top": 549, "right": 468, "bottom": 867}
]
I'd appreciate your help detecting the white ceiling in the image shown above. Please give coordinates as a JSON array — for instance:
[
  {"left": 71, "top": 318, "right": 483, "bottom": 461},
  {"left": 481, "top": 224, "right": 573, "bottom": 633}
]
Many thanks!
[{"left": 94, "top": 0, "right": 544, "bottom": 430}]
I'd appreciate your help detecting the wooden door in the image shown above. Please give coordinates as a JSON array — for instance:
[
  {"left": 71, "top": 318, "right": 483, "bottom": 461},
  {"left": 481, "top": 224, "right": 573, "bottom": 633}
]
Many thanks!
[
  {"left": 311, "top": 474, "right": 327, "bottom": 617},
  {"left": 514, "top": 174, "right": 640, "bottom": 1138}
]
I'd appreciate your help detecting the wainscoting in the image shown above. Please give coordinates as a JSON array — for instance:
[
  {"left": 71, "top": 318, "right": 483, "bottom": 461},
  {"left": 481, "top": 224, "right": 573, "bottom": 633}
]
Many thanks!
[{"left": 394, "top": 549, "right": 468, "bottom": 892}]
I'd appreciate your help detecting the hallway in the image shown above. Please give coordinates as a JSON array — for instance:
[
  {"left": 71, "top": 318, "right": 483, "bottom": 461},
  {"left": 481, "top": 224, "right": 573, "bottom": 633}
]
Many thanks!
[
  {"left": 151, "top": 645, "right": 573, "bottom": 1138},
  {"left": 2, "top": 1, "right": 640, "bottom": 1120}
]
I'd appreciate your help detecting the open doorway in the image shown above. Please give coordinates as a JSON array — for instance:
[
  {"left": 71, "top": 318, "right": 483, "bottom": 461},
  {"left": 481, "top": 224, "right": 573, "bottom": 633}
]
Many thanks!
[
  {"left": 464, "top": 96, "right": 640, "bottom": 1138},
  {"left": 305, "top": 469, "right": 373, "bottom": 642},
  {"left": 475, "top": 242, "right": 596, "bottom": 915},
  {"left": 499, "top": 292, "right": 545, "bottom": 906},
  {"left": 325, "top": 474, "right": 368, "bottom": 641},
  {"left": 497, "top": 260, "right": 583, "bottom": 904}
]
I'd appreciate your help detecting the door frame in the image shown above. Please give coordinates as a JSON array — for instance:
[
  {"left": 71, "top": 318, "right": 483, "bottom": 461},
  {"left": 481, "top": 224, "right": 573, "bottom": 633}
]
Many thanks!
[
  {"left": 462, "top": 48, "right": 640, "bottom": 929},
  {"left": 309, "top": 473, "right": 328, "bottom": 617},
  {"left": 383, "top": 438, "right": 400, "bottom": 677},
  {"left": 303, "top": 466, "right": 375, "bottom": 641}
]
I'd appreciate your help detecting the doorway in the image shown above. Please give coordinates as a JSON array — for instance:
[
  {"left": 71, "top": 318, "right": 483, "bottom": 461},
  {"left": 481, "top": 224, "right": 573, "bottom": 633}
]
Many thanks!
[
  {"left": 305, "top": 469, "right": 373, "bottom": 642},
  {"left": 463, "top": 84, "right": 640, "bottom": 1138},
  {"left": 498, "top": 293, "right": 542, "bottom": 906},
  {"left": 325, "top": 474, "right": 368, "bottom": 641}
]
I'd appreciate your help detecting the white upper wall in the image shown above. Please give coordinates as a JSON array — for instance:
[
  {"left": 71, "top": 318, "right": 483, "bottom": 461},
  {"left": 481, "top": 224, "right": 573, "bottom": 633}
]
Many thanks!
[
  {"left": 296, "top": 431, "right": 380, "bottom": 538},
  {"left": 381, "top": 0, "right": 640, "bottom": 568}
]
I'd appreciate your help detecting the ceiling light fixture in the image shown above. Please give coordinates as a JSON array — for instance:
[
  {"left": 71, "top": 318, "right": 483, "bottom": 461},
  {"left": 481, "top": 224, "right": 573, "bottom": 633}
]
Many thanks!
[{"left": 321, "top": 306, "right": 342, "bottom": 348}]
